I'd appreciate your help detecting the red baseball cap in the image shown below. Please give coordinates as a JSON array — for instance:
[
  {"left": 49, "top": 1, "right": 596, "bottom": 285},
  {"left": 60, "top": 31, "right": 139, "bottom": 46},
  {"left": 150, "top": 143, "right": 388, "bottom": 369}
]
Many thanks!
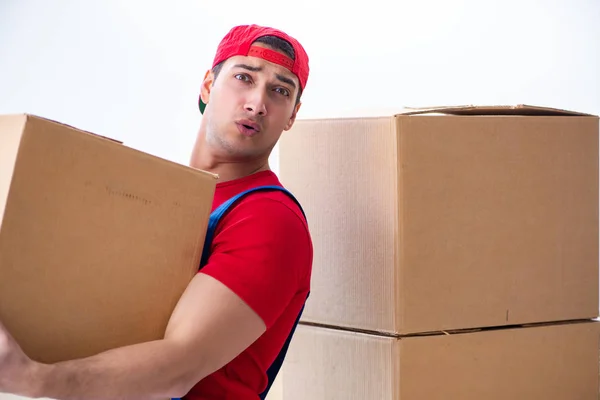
[{"left": 199, "top": 24, "right": 310, "bottom": 114}]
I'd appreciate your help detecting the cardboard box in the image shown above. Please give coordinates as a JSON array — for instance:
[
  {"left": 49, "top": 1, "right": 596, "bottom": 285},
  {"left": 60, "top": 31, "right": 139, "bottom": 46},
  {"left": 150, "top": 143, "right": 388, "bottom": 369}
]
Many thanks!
[
  {"left": 282, "top": 321, "right": 600, "bottom": 400},
  {"left": 0, "top": 114, "right": 217, "bottom": 363},
  {"left": 264, "top": 374, "right": 283, "bottom": 400},
  {"left": 279, "top": 105, "right": 599, "bottom": 335}
]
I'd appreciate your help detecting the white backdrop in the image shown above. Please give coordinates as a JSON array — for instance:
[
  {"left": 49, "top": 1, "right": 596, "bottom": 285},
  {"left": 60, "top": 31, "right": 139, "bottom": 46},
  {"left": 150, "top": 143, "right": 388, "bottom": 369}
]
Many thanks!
[
  {"left": 1, "top": 0, "right": 598, "bottom": 171},
  {"left": 0, "top": 1, "right": 599, "bottom": 399}
]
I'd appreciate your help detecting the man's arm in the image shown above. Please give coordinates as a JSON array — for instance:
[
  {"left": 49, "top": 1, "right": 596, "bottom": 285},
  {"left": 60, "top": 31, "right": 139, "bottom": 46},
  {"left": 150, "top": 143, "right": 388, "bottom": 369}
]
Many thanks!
[{"left": 0, "top": 273, "right": 266, "bottom": 400}]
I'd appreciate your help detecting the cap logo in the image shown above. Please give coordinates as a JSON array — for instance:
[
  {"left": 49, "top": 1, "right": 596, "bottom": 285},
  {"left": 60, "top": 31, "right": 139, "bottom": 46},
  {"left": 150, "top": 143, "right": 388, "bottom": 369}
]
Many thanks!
[{"left": 248, "top": 46, "right": 295, "bottom": 71}]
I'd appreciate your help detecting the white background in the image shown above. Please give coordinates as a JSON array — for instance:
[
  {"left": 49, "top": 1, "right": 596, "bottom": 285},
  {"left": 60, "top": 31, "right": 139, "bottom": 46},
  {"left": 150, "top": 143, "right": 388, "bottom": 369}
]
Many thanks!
[
  {"left": 1, "top": 0, "right": 599, "bottom": 171},
  {"left": 0, "top": 0, "right": 599, "bottom": 399}
]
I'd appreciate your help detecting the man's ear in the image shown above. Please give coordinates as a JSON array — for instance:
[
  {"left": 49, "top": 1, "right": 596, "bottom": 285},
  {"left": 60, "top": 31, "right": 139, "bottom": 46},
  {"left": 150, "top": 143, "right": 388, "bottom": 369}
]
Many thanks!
[
  {"left": 200, "top": 69, "right": 214, "bottom": 106},
  {"left": 284, "top": 101, "right": 302, "bottom": 131}
]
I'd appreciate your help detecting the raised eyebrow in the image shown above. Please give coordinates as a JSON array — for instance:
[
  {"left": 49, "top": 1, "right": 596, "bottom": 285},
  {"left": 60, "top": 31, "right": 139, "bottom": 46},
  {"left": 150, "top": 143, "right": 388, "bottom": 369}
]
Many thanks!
[
  {"left": 275, "top": 73, "right": 297, "bottom": 90},
  {"left": 232, "top": 63, "right": 262, "bottom": 72},
  {"left": 233, "top": 63, "right": 297, "bottom": 90}
]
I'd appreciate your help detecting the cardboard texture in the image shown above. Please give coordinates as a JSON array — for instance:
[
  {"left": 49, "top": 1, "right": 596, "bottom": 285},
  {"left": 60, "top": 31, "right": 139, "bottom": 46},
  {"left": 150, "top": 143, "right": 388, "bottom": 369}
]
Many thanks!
[
  {"left": 264, "top": 374, "right": 283, "bottom": 400},
  {"left": 282, "top": 321, "right": 600, "bottom": 400},
  {"left": 279, "top": 105, "right": 600, "bottom": 335},
  {"left": 0, "top": 114, "right": 217, "bottom": 363}
]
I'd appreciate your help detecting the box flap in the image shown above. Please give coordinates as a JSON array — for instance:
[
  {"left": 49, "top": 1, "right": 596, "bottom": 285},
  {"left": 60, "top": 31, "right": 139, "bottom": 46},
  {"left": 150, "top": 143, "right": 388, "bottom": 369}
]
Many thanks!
[
  {"left": 0, "top": 115, "right": 218, "bottom": 362},
  {"left": 398, "top": 104, "right": 596, "bottom": 117},
  {"left": 20, "top": 114, "right": 124, "bottom": 144}
]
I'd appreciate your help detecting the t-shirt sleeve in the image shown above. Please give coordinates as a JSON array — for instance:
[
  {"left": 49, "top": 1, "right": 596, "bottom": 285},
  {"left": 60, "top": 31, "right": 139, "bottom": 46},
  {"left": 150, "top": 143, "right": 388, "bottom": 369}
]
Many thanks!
[{"left": 199, "top": 196, "right": 312, "bottom": 328}]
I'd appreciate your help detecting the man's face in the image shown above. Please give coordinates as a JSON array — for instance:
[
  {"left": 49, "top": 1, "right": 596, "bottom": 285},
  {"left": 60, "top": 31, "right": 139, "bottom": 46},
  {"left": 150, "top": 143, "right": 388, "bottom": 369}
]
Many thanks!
[{"left": 199, "top": 45, "right": 302, "bottom": 162}]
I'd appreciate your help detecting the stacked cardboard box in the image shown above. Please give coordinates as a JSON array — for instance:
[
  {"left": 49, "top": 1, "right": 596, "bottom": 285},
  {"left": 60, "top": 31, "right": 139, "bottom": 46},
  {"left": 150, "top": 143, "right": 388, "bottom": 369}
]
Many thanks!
[
  {"left": 278, "top": 105, "right": 600, "bottom": 399},
  {"left": 0, "top": 114, "right": 217, "bottom": 363}
]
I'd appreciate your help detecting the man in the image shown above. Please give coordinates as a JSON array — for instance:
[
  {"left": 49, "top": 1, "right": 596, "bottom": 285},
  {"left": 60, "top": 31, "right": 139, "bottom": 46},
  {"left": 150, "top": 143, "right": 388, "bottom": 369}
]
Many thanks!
[{"left": 0, "top": 24, "right": 313, "bottom": 400}]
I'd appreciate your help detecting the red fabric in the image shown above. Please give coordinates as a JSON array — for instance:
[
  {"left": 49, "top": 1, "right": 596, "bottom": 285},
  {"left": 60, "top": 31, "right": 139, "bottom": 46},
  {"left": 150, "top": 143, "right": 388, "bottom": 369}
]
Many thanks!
[
  {"left": 247, "top": 46, "right": 294, "bottom": 70},
  {"left": 185, "top": 170, "right": 313, "bottom": 400},
  {"left": 211, "top": 24, "right": 310, "bottom": 91}
]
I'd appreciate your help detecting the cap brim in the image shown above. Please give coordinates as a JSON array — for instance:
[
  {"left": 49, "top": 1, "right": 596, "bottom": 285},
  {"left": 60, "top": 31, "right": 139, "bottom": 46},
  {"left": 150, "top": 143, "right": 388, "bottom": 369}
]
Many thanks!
[{"left": 199, "top": 95, "right": 206, "bottom": 114}]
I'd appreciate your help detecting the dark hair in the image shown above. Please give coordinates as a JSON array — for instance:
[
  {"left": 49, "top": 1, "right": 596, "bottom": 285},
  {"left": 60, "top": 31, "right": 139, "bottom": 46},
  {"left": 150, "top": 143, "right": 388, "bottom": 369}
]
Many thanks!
[{"left": 212, "top": 35, "right": 303, "bottom": 104}]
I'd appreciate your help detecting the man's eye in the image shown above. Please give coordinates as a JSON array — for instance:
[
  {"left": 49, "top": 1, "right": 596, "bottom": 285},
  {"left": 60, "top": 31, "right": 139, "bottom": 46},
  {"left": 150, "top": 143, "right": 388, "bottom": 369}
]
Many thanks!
[
  {"left": 235, "top": 74, "right": 250, "bottom": 81},
  {"left": 275, "top": 87, "right": 290, "bottom": 96}
]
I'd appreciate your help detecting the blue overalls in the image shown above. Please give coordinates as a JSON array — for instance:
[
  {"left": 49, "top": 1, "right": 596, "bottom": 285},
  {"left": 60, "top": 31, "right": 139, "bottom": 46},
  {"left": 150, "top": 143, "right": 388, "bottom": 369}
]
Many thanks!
[{"left": 173, "top": 185, "right": 309, "bottom": 400}]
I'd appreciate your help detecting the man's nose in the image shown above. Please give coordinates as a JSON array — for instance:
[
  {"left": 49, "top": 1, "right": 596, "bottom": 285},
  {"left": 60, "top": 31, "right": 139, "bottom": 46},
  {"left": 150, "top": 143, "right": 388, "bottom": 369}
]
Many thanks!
[{"left": 244, "top": 90, "right": 268, "bottom": 116}]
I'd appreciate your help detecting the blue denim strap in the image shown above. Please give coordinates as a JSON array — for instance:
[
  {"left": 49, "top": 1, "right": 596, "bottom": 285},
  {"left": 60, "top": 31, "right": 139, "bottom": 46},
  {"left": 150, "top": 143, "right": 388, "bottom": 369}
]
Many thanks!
[{"left": 173, "top": 185, "right": 308, "bottom": 400}]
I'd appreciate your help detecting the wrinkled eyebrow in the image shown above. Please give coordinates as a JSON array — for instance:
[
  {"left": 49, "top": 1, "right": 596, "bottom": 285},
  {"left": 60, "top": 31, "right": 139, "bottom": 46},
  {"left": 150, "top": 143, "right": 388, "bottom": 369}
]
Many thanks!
[
  {"left": 232, "top": 63, "right": 262, "bottom": 72},
  {"left": 275, "top": 73, "right": 297, "bottom": 90},
  {"left": 232, "top": 63, "right": 297, "bottom": 90}
]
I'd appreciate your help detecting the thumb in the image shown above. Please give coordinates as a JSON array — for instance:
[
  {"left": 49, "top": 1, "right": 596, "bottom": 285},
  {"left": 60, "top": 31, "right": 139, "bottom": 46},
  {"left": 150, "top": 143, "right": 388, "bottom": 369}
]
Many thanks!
[{"left": 0, "top": 318, "right": 19, "bottom": 348}]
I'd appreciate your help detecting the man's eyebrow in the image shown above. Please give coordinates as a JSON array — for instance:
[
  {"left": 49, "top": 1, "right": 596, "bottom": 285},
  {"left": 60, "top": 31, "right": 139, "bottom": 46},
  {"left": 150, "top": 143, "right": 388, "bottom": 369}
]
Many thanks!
[
  {"left": 275, "top": 73, "right": 297, "bottom": 89},
  {"left": 232, "top": 63, "right": 262, "bottom": 72},
  {"left": 232, "top": 63, "right": 297, "bottom": 89}
]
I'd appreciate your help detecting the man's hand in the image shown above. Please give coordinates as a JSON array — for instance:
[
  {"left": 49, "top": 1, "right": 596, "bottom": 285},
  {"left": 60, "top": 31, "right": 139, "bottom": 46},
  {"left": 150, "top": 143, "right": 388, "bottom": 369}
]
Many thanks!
[
  {"left": 0, "top": 273, "right": 267, "bottom": 400},
  {"left": 0, "top": 319, "right": 39, "bottom": 397}
]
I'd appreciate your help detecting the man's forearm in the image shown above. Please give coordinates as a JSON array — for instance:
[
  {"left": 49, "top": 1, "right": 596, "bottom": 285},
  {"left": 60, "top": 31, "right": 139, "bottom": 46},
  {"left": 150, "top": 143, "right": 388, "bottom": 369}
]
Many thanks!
[{"left": 30, "top": 339, "right": 203, "bottom": 400}]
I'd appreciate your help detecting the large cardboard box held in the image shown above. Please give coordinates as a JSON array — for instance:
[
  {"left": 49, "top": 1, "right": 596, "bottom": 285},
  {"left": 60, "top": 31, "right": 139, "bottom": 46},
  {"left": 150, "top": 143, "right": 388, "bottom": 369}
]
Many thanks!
[
  {"left": 282, "top": 321, "right": 600, "bottom": 400},
  {"left": 279, "top": 105, "right": 599, "bottom": 335},
  {"left": 0, "top": 114, "right": 217, "bottom": 363}
]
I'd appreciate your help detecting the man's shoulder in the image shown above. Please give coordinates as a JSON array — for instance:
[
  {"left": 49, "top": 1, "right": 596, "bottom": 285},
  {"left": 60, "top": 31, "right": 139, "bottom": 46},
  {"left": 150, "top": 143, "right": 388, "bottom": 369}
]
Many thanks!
[
  {"left": 231, "top": 188, "right": 308, "bottom": 229},
  {"left": 210, "top": 185, "right": 313, "bottom": 282},
  {"left": 213, "top": 171, "right": 309, "bottom": 234}
]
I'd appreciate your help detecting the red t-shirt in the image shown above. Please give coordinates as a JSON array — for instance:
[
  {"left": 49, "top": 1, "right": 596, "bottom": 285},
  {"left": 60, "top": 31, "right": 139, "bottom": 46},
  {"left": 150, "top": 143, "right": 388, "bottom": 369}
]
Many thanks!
[{"left": 185, "top": 170, "right": 313, "bottom": 399}]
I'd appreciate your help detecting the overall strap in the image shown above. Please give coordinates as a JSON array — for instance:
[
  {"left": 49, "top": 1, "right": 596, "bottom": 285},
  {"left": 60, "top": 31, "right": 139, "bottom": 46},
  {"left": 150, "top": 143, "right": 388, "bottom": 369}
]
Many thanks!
[
  {"left": 199, "top": 184, "right": 306, "bottom": 269},
  {"left": 259, "top": 292, "right": 309, "bottom": 400},
  {"left": 173, "top": 185, "right": 309, "bottom": 400}
]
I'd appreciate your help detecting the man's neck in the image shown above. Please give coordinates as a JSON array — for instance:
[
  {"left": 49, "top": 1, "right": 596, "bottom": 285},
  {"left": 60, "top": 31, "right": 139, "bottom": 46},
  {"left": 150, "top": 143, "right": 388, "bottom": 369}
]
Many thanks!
[
  {"left": 190, "top": 148, "right": 270, "bottom": 183},
  {"left": 189, "top": 131, "right": 273, "bottom": 182},
  {"left": 205, "top": 161, "right": 270, "bottom": 183}
]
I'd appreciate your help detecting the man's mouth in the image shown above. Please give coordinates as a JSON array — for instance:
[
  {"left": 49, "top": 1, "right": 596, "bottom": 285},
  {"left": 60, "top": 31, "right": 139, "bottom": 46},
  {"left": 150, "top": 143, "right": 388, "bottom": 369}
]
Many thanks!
[{"left": 236, "top": 120, "right": 261, "bottom": 136}]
